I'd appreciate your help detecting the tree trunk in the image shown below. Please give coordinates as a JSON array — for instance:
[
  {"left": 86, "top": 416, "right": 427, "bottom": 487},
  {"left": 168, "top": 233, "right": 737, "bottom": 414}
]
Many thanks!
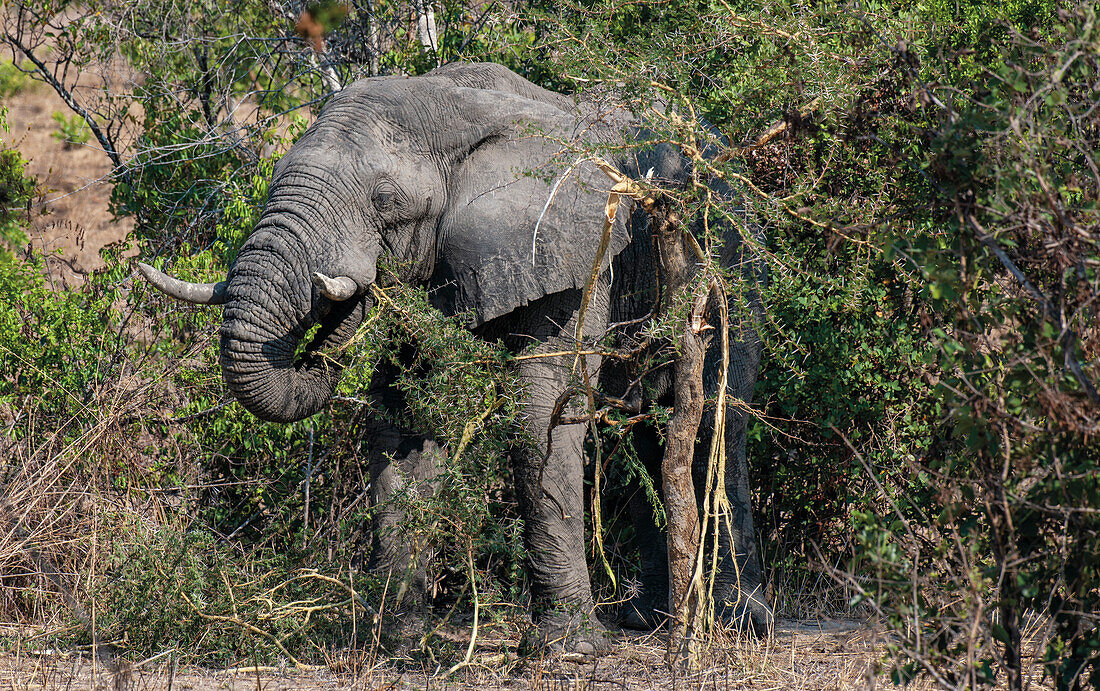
[
  {"left": 655, "top": 210, "right": 707, "bottom": 664},
  {"left": 366, "top": 0, "right": 381, "bottom": 76},
  {"left": 415, "top": 0, "right": 439, "bottom": 57},
  {"left": 985, "top": 460, "right": 1023, "bottom": 691}
]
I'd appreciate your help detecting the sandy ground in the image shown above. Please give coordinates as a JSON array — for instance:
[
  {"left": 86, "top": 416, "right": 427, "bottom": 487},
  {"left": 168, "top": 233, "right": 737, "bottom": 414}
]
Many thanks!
[
  {"left": 0, "top": 619, "right": 932, "bottom": 691},
  {"left": 4, "top": 70, "right": 133, "bottom": 286}
]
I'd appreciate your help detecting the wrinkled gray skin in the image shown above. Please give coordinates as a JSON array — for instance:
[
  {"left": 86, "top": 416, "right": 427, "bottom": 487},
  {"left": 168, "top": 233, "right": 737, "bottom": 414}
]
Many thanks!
[{"left": 145, "top": 63, "right": 771, "bottom": 654}]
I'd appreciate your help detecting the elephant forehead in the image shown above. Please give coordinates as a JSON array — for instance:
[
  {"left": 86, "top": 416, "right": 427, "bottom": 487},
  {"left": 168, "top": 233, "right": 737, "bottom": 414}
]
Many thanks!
[
  {"left": 274, "top": 130, "right": 438, "bottom": 191},
  {"left": 327, "top": 76, "right": 458, "bottom": 117},
  {"left": 318, "top": 81, "right": 456, "bottom": 143},
  {"left": 316, "top": 76, "right": 578, "bottom": 163}
]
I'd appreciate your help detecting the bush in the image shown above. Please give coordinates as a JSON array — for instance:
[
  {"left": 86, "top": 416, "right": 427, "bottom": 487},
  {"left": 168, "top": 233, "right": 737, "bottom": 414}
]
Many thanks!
[
  {"left": 94, "top": 522, "right": 380, "bottom": 665},
  {"left": 850, "top": 6, "right": 1100, "bottom": 688},
  {"left": 0, "top": 108, "right": 33, "bottom": 253},
  {"left": 0, "top": 60, "right": 33, "bottom": 98},
  {"left": 50, "top": 111, "right": 90, "bottom": 148},
  {"left": 531, "top": 0, "right": 1097, "bottom": 684}
]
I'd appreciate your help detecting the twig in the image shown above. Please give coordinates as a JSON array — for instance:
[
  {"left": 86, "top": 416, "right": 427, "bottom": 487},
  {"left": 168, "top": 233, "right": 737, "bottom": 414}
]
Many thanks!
[
  {"left": 718, "top": 97, "right": 821, "bottom": 159},
  {"left": 7, "top": 33, "right": 122, "bottom": 168},
  {"left": 446, "top": 542, "right": 480, "bottom": 675},
  {"left": 119, "top": 400, "right": 233, "bottom": 426},
  {"left": 533, "top": 157, "right": 585, "bottom": 266}
]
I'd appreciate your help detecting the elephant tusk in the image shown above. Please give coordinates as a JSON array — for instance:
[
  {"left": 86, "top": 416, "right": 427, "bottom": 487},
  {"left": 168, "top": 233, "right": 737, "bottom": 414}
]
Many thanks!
[
  {"left": 137, "top": 262, "right": 228, "bottom": 305},
  {"left": 311, "top": 272, "right": 358, "bottom": 301}
]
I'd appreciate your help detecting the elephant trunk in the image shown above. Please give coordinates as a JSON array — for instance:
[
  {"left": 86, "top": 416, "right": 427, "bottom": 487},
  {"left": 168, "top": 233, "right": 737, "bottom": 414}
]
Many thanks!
[{"left": 219, "top": 233, "right": 368, "bottom": 423}]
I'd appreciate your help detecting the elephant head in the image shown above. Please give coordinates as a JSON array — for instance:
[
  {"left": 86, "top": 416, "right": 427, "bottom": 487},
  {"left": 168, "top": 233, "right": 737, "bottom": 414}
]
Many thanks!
[{"left": 139, "top": 65, "right": 632, "bottom": 423}]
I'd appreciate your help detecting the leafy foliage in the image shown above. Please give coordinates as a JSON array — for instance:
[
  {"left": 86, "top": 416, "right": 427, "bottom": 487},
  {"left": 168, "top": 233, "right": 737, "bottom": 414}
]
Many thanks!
[
  {"left": 338, "top": 282, "right": 528, "bottom": 602},
  {"left": 0, "top": 60, "right": 34, "bottom": 98},
  {"left": 0, "top": 109, "right": 34, "bottom": 253},
  {"left": 531, "top": 0, "right": 1097, "bottom": 683},
  {"left": 0, "top": 251, "right": 131, "bottom": 431},
  {"left": 49, "top": 111, "right": 89, "bottom": 148},
  {"left": 852, "top": 7, "right": 1100, "bottom": 688}
]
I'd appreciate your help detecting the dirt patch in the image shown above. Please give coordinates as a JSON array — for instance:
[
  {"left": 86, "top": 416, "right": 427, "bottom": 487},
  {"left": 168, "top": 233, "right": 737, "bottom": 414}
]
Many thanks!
[
  {"left": 5, "top": 74, "right": 133, "bottom": 286},
  {"left": 0, "top": 619, "right": 956, "bottom": 690}
]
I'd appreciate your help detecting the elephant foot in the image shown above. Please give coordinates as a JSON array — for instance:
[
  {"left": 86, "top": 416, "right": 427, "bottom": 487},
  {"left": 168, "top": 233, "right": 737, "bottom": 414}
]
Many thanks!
[
  {"left": 717, "top": 588, "right": 774, "bottom": 637},
  {"left": 373, "top": 608, "right": 430, "bottom": 655},
  {"left": 619, "top": 592, "right": 669, "bottom": 631},
  {"left": 521, "top": 606, "right": 613, "bottom": 658}
]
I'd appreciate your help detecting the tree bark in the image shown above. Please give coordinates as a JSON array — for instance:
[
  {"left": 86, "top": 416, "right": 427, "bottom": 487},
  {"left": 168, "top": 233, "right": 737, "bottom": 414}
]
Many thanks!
[
  {"left": 415, "top": 0, "right": 439, "bottom": 56},
  {"left": 655, "top": 210, "right": 707, "bottom": 664},
  {"left": 590, "top": 161, "right": 711, "bottom": 664},
  {"left": 985, "top": 460, "right": 1023, "bottom": 691},
  {"left": 366, "top": 0, "right": 381, "bottom": 76}
]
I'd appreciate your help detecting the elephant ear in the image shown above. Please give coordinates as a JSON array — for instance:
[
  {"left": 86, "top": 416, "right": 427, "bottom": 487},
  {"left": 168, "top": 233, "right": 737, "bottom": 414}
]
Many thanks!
[{"left": 431, "top": 87, "right": 634, "bottom": 327}]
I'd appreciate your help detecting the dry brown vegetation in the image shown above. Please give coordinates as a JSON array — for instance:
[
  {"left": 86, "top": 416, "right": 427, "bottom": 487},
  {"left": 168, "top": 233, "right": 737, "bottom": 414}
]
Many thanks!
[{"left": 0, "top": 620, "right": 965, "bottom": 690}]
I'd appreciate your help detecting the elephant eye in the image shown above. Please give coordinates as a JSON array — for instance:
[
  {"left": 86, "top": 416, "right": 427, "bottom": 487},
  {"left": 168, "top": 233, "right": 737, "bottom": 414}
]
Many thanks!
[
  {"left": 372, "top": 190, "right": 394, "bottom": 211},
  {"left": 371, "top": 191, "right": 393, "bottom": 210}
]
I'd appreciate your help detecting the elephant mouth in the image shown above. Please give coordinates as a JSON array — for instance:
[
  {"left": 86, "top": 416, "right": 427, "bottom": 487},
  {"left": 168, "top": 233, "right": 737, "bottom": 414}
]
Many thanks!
[
  {"left": 297, "top": 294, "right": 369, "bottom": 367},
  {"left": 221, "top": 291, "right": 370, "bottom": 424},
  {"left": 295, "top": 296, "right": 364, "bottom": 365}
]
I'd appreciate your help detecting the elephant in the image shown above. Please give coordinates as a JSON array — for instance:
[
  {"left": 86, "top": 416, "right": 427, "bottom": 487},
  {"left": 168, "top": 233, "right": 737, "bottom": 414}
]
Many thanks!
[{"left": 138, "top": 62, "right": 772, "bottom": 655}]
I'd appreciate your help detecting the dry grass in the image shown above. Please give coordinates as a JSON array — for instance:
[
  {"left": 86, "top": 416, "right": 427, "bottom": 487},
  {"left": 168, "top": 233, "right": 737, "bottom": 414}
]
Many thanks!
[
  {"left": 0, "top": 618, "right": 925, "bottom": 690},
  {"left": 0, "top": 603, "right": 1060, "bottom": 690}
]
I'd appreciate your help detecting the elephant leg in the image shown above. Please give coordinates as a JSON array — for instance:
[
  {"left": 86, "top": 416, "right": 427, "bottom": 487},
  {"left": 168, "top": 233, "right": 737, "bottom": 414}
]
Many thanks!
[
  {"left": 363, "top": 417, "right": 444, "bottom": 651},
  {"left": 617, "top": 424, "right": 669, "bottom": 630},
  {"left": 361, "top": 359, "right": 444, "bottom": 630},
  {"left": 367, "top": 426, "right": 444, "bottom": 611},
  {"left": 504, "top": 290, "right": 612, "bottom": 656},
  {"left": 696, "top": 324, "right": 773, "bottom": 636}
]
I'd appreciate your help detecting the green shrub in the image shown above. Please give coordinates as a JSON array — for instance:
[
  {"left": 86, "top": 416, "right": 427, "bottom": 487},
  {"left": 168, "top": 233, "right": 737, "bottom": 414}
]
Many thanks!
[
  {"left": 852, "top": 6, "right": 1100, "bottom": 687},
  {"left": 0, "top": 60, "right": 33, "bottom": 98},
  {"left": 93, "top": 521, "right": 378, "bottom": 664},
  {"left": 0, "top": 108, "right": 33, "bottom": 253},
  {"left": 50, "top": 111, "right": 90, "bottom": 148},
  {"left": 0, "top": 251, "right": 128, "bottom": 431},
  {"left": 338, "top": 282, "right": 527, "bottom": 598},
  {"left": 532, "top": 0, "right": 1096, "bottom": 684}
]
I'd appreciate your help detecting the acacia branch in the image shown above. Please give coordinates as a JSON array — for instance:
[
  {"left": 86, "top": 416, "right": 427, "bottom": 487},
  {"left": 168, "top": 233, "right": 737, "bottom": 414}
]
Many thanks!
[{"left": 718, "top": 97, "right": 821, "bottom": 159}]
